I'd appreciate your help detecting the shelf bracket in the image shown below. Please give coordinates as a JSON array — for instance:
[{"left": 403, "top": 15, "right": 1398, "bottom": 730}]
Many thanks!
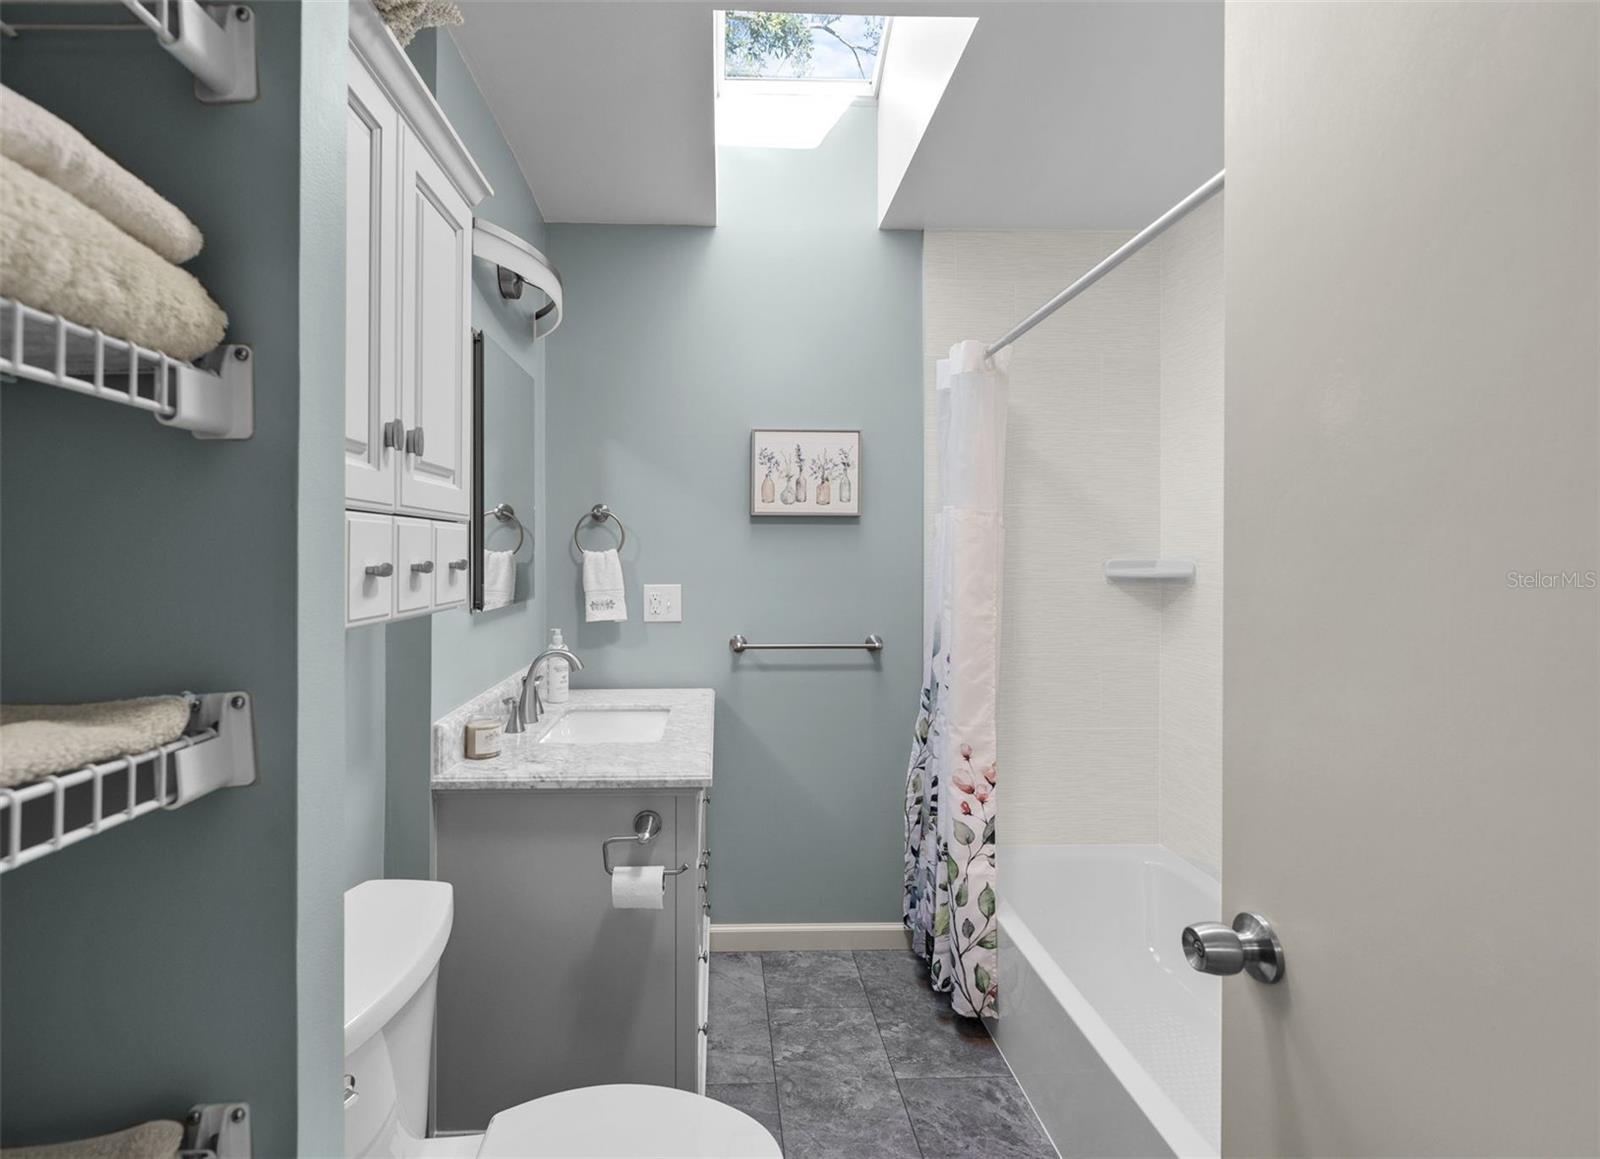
[
  {"left": 160, "top": 344, "right": 254, "bottom": 440},
  {"left": 180, "top": 1102, "right": 252, "bottom": 1159}
]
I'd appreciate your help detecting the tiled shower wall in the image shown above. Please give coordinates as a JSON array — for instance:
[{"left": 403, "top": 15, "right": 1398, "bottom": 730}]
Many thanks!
[{"left": 922, "top": 198, "right": 1223, "bottom": 871}]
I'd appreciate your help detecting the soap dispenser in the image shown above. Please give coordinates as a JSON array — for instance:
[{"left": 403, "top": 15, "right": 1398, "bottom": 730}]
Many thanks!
[{"left": 543, "top": 627, "right": 570, "bottom": 703}]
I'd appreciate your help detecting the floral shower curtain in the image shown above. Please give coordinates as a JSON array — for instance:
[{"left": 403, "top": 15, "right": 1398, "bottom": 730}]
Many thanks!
[{"left": 903, "top": 339, "right": 1009, "bottom": 1019}]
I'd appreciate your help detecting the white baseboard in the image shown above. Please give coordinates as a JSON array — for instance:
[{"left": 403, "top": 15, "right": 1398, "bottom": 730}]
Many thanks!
[{"left": 710, "top": 922, "right": 911, "bottom": 952}]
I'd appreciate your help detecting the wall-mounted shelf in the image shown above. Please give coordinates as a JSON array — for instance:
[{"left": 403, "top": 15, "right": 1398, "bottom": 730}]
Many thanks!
[
  {"left": 0, "top": 1, "right": 258, "bottom": 104},
  {"left": 0, "top": 297, "right": 253, "bottom": 439},
  {"left": 0, "top": 691, "right": 257, "bottom": 875},
  {"left": 1104, "top": 558, "right": 1196, "bottom": 581},
  {"left": 473, "top": 219, "right": 564, "bottom": 339}
]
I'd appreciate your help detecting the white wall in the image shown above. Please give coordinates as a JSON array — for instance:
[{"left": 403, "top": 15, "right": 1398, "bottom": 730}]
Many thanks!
[{"left": 923, "top": 209, "right": 1222, "bottom": 862}]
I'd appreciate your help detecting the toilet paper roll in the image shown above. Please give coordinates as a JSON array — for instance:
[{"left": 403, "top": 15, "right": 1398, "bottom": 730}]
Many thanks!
[{"left": 611, "top": 865, "right": 665, "bottom": 909}]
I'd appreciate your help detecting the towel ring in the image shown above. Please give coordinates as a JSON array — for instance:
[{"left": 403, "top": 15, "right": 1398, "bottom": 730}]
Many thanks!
[
  {"left": 484, "top": 503, "right": 527, "bottom": 554},
  {"left": 573, "top": 503, "right": 626, "bottom": 553}
]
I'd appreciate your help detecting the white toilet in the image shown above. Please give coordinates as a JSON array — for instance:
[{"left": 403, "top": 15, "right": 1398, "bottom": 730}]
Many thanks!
[{"left": 344, "top": 880, "right": 782, "bottom": 1159}]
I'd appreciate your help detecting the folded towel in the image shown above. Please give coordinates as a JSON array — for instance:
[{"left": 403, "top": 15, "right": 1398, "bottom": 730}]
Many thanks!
[
  {"left": 1, "top": 85, "right": 203, "bottom": 264},
  {"left": 0, "top": 156, "right": 227, "bottom": 361},
  {"left": 0, "top": 695, "right": 192, "bottom": 789},
  {"left": 582, "top": 548, "right": 627, "bottom": 622},
  {"left": 0, "top": 1119, "right": 184, "bottom": 1159},
  {"left": 482, "top": 549, "right": 515, "bottom": 611}
]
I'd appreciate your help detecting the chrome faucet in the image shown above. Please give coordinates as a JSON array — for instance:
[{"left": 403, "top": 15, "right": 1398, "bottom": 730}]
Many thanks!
[{"left": 512, "top": 644, "right": 583, "bottom": 730}]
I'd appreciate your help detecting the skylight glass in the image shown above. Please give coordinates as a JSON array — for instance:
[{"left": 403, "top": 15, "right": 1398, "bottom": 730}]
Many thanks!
[{"left": 724, "top": 11, "right": 887, "bottom": 82}]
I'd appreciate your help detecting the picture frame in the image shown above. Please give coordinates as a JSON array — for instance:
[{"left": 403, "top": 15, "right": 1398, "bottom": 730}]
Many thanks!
[{"left": 750, "top": 429, "right": 861, "bottom": 517}]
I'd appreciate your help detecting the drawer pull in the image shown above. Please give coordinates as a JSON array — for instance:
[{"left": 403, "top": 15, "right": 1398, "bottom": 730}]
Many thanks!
[
  {"left": 448, "top": 558, "right": 470, "bottom": 571},
  {"left": 364, "top": 562, "right": 394, "bottom": 578},
  {"left": 411, "top": 560, "right": 435, "bottom": 574}
]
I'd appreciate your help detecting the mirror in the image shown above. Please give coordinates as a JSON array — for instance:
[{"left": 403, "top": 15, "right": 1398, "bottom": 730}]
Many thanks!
[{"left": 469, "top": 330, "right": 536, "bottom": 612}]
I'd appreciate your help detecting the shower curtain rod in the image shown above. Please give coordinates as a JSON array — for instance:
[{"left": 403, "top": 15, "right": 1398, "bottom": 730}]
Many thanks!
[{"left": 984, "top": 169, "right": 1225, "bottom": 360}]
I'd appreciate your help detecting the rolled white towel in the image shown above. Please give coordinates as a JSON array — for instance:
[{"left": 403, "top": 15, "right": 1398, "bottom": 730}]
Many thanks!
[
  {"left": 0, "top": 85, "right": 203, "bottom": 264},
  {"left": 481, "top": 549, "right": 516, "bottom": 610},
  {"left": 0, "top": 155, "right": 227, "bottom": 362},
  {"left": 0, "top": 695, "right": 192, "bottom": 788},
  {"left": 0, "top": 1119, "right": 184, "bottom": 1159}
]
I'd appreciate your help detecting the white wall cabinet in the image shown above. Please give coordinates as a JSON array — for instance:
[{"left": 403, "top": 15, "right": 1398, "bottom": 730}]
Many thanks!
[{"left": 345, "top": 2, "right": 491, "bottom": 628}]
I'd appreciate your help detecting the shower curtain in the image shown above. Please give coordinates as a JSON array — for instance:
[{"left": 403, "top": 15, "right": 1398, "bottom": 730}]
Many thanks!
[{"left": 903, "top": 339, "right": 1009, "bottom": 1020}]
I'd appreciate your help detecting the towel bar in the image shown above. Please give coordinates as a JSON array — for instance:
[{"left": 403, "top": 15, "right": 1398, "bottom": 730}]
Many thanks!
[{"left": 729, "top": 635, "right": 884, "bottom": 653}]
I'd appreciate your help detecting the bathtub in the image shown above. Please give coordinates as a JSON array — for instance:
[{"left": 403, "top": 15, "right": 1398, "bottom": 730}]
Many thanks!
[{"left": 987, "top": 845, "right": 1220, "bottom": 1159}]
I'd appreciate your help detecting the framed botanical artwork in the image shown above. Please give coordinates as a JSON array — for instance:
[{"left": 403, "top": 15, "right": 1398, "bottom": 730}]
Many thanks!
[{"left": 750, "top": 429, "right": 861, "bottom": 517}]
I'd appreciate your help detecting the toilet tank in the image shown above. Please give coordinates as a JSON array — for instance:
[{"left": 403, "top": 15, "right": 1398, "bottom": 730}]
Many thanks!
[{"left": 344, "top": 880, "right": 454, "bottom": 1158}]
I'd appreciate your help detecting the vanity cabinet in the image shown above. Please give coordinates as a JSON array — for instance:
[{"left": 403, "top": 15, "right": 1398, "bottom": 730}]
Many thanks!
[
  {"left": 344, "top": 1, "right": 489, "bottom": 627},
  {"left": 432, "top": 788, "right": 710, "bottom": 1134}
]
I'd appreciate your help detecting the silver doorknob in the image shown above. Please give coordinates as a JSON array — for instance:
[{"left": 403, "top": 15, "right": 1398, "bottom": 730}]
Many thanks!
[
  {"left": 381, "top": 417, "right": 404, "bottom": 450},
  {"left": 404, "top": 425, "right": 425, "bottom": 456},
  {"left": 1182, "top": 912, "right": 1285, "bottom": 983}
]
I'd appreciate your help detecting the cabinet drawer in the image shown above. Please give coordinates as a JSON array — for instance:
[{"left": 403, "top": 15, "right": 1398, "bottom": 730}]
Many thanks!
[
  {"left": 346, "top": 511, "right": 394, "bottom": 626},
  {"left": 394, "top": 516, "right": 435, "bottom": 616},
  {"left": 434, "top": 522, "right": 469, "bottom": 609}
]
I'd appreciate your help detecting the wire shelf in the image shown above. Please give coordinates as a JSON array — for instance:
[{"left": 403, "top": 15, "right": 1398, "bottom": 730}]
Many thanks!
[
  {"left": 0, "top": 691, "right": 257, "bottom": 875},
  {"left": 0, "top": 297, "right": 253, "bottom": 438},
  {"left": 0, "top": 2, "right": 257, "bottom": 104}
]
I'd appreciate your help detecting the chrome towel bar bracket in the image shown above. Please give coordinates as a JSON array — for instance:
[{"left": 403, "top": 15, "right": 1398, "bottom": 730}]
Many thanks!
[
  {"left": 730, "top": 635, "right": 884, "bottom": 653},
  {"left": 601, "top": 809, "right": 689, "bottom": 877}
]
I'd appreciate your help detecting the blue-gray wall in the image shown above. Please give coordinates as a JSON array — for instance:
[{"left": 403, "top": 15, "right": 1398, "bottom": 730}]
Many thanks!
[
  {"left": 546, "top": 107, "right": 923, "bottom": 923},
  {"left": 0, "top": 6, "right": 345, "bottom": 1153},
  {"left": 343, "top": 29, "right": 549, "bottom": 890}
]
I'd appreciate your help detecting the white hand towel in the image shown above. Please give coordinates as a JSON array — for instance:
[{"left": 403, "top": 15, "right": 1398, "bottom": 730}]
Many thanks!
[
  {"left": 0, "top": 85, "right": 204, "bottom": 264},
  {"left": 481, "top": 549, "right": 515, "bottom": 611},
  {"left": 582, "top": 549, "right": 627, "bottom": 622}
]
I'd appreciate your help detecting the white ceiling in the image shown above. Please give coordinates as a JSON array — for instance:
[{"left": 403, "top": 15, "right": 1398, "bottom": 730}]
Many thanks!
[
  {"left": 880, "top": 3, "right": 1222, "bottom": 229},
  {"left": 449, "top": 3, "right": 718, "bottom": 225},
  {"left": 448, "top": 1, "right": 1221, "bottom": 230}
]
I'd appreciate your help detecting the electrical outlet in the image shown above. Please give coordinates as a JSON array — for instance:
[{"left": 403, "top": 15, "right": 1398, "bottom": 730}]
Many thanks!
[{"left": 644, "top": 584, "right": 682, "bottom": 623}]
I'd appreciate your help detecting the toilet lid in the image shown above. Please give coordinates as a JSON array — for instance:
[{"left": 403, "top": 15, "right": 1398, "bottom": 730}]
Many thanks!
[{"left": 477, "top": 1085, "right": 782, "bottom": 1159}]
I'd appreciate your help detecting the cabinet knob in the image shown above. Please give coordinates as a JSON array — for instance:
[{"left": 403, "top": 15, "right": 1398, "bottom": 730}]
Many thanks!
[
  {"left": 411, "top": 560, "right": 435, "bottom": 574},
  {"left": 404, "top": 425, "right": 425, "bottom": 456},
  {"left": 364, "top": 562, "right": 394, "bottom": 578},
  {"left": 381, "top": 418, "right": 404, "bottom": 450},
  {"left": 448, "top": 558, "right": 470, "bottom": 571}
]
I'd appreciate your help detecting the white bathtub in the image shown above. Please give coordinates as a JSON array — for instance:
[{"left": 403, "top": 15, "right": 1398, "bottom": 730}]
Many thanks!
[{"left": 988, "top": 844, "right": 1220, "bottom": 1159}]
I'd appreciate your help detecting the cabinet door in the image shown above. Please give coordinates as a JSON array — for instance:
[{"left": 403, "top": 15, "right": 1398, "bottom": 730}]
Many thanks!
[
  {"left": 397, "top": 129, "right": 473, "bottom": 518},
  {"left": 344, "top": 55, "right": 400, "bottom": 510},
  {"left": 393, "top": 516, "right": 435, "bottom": 617},
  {"left": 434, "top": 792, "right": 682, "bottom": 1132},
  {"left": 434, "top": 522, "right": 470, "bottom": 609},
  {"left": 346, "top": 511, "right": 395, "bottom": 627}
]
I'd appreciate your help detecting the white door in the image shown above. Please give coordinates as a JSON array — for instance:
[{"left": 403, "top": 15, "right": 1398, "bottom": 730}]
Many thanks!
[
  {"left": 397, "top": 127, "right": 473, "bottom": 519},
  {"left": 344, "top": 54, "right": 400, "bottom": 509},
  {"left": 1223, "top": 3, "right": 1598, "bottom": 1155}
]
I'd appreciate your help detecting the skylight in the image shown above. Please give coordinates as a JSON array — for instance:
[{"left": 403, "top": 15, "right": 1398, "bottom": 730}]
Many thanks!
[{"left": 722, "top": 11, "right": 889, "bottom": 88}]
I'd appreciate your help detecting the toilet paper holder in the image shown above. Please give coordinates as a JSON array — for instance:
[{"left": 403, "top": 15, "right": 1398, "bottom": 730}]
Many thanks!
[{"left": 602, "top": 810, "right": 691, "bottom": 877}]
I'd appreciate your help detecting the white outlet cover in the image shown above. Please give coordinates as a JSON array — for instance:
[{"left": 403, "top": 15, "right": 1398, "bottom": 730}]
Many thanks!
[{"left": 643, "top": 584, "right": 682, "bottom": 622}]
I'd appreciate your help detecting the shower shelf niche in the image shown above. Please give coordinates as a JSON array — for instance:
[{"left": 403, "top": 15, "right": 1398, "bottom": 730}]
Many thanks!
[
  {"left": 0, "top": 691, "right": 258, "bottom": 875},
  {"left": 0, "top": 297, "right": 253, "bottom": 439},
  {"left": 1104, "top": 558, "right": 1196, "bottom": 581}
]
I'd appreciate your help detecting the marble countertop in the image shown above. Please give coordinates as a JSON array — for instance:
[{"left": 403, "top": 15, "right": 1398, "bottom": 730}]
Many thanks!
[{"left": 432, "top": 687, "right": 714, "bottom": 791}]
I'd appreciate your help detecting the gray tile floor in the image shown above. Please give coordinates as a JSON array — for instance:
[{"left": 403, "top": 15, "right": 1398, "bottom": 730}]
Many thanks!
[{"left": 706, "top": 950, "right": 1058, "bottom": 1159}]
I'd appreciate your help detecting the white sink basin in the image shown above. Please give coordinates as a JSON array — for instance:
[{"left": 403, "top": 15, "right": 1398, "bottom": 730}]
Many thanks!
[{"left": 537, "top": 708, "right": 670, "bottom": 745}]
